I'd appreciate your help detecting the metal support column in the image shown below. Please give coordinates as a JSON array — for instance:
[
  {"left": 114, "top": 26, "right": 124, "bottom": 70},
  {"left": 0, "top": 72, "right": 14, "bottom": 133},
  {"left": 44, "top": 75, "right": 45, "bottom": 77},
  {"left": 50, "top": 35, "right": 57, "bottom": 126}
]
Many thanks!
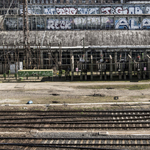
[
  {"left": 109, "top": 55, "right": 112, "bottom": 80},
  {"left": 115, "top": 51, "right": 117, "bottom": 72},
  {"left": 128, "top": 54, "right": 132, "bottom": 80},
  {"left": 23, "top": 0, "right": 30, "bottom": 70},
  {"left": 147, "top": 55, "right": 150, "bottom": 79},
  {"left": 71, "top": 53, "right": 74, "bottom": 81},
  {"left": 91, "top": 54, "right": 93, "bottom": 81},
  {"left": 40, "top": 50, "right": 43, "bottom": 69}
]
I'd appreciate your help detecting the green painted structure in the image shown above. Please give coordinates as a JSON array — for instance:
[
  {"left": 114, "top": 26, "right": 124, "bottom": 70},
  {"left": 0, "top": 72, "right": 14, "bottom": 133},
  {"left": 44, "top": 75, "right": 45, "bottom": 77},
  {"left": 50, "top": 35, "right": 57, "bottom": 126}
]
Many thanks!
[{"left": 18, "top": 69, "right": 53, "bottom": 77}]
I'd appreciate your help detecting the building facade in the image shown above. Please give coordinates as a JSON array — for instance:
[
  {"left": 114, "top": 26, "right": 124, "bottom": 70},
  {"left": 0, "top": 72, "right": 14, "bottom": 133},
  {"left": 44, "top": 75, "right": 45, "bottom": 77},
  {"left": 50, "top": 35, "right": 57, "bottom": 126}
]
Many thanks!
[{"left": 0, "top": 0, "right": 150, "bottom": 80}]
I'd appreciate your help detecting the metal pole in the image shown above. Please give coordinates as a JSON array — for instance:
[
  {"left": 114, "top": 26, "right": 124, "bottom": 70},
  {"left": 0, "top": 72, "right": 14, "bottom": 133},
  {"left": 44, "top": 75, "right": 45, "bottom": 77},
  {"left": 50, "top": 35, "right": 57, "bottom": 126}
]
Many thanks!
[{"left": 23, "top": 0, "right": 30, "bottom": 70}]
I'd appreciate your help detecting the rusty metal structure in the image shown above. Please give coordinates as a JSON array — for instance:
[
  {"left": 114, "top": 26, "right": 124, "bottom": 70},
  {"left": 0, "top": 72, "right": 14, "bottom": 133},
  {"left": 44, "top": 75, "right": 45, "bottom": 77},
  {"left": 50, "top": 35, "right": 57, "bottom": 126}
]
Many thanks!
[
  {"left": 0, "top": 0, "right": 150, "bottom": 81},
  {"left": 22, "top": 0, "right": 31, "bottom": 69}
]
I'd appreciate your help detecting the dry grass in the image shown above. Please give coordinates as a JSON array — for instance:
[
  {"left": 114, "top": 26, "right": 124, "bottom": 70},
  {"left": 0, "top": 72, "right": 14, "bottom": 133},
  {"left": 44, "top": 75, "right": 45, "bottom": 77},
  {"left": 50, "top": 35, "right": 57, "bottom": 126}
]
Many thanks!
[{"left": 76, "top": 84, "right": 150, "bottom": 90}]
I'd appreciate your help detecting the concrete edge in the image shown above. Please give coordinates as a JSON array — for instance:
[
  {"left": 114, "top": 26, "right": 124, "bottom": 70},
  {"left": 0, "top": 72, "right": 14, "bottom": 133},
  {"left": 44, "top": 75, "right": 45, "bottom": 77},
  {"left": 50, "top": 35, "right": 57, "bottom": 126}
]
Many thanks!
[{"left": 1, "top": 102, "right": 150, "bottom": 106}]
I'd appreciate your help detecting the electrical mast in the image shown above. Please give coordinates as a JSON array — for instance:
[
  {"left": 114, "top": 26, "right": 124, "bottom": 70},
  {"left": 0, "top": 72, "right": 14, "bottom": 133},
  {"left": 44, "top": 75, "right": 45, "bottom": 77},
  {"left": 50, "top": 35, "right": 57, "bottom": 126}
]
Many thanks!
[{"left": 22, "top": 0, "right": 30, "bottom": 69}]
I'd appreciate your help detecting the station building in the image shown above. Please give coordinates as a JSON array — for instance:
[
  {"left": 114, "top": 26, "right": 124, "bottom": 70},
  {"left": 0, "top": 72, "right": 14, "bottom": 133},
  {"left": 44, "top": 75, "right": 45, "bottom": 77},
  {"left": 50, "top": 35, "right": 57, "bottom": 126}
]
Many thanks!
[{"left": 0, "top": 0, "right": 150, "bottom": 80}]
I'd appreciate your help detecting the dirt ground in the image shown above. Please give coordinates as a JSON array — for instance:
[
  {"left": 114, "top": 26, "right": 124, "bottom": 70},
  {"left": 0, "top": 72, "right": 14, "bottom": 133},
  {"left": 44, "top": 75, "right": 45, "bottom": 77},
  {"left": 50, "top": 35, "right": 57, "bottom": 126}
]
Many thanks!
[{"left": 0, "top": 81, "right": 150, "bottom": 104}]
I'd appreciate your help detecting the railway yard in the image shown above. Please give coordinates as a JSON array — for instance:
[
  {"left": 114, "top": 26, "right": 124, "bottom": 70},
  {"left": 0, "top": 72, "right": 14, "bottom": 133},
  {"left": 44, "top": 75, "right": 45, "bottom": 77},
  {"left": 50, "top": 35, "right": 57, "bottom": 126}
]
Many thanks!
[
  {"left": 0, "top": 81, "right": 149, "bottom": 150},
  {"left": 1, "top": 0, "right": 150, "bottom": 149}
]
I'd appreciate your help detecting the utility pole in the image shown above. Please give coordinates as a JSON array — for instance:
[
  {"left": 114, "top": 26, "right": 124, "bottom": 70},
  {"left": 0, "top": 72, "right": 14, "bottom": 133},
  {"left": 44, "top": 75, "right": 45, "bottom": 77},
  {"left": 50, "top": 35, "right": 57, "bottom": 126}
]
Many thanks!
[{"left": 22, "top": 0, "right": 30, "bottom": 69}]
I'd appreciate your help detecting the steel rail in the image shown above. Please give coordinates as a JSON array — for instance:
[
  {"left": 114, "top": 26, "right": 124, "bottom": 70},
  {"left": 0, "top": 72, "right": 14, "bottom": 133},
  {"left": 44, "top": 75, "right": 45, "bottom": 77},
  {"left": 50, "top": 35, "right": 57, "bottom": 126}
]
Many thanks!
[
  {"left": 0, "top": 149, "right": 14, "bottom": 150},
  {"left": 0, "top": 142, "right": 149, "bottom": 147},
  {"left": 0, "top": 137, "right": 150, "bottom": 140},
  {"left": 0, "top": 121, "right": 150, "bottom": 124},
  {"left": 0, "top": 114, "right": 149, "bottom": 117},
  {"left": 0, "top": 143, "right": 128, "bottom": 150},
  {"left": 0, "top": 126, "right": 149, "bottom": 129},
  {"left": 0, "top": 116, "right": 149, "bottom": 122},
  {"left": 0, "top": 110, "right": 149, "bottom": 113}
]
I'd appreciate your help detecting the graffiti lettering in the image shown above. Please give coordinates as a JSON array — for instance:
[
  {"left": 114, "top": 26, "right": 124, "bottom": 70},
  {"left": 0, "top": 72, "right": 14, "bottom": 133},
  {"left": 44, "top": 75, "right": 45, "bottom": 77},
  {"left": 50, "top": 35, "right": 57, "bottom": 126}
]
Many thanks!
[
  {"left": 77, "top": 8, "right": 99, "bottom": 14},
  {"left": 5, "top": 19, "right": 17, "bottom": 29},
  {"left": 115, "top": 18, "right": 129, "bottom": 29},
  {"left": 78, "top": 8, "right": 88, "bottom": 14},
  {"left": 128, "top": 6, "right": 143, "bottom": 14},
  {"left": 47, "top": 19, "right": 72, "bottom": 29},
  {"left": 20, "top": 8, "right": 33, "bottom": 14},
  {"left": 19, "top": 5, "right": 148, "bottom": 15},
  {"left": 115, "top": 18, "right": 150, "bottom": 29},
  {"left": 101, "top": 7, "right": 128, "bottom": 14},
  {"left": 129, "top": 19, "right": 140, "bottom": 29},
  {"left": 56, "top": 8, "right": 77, "bottom": 14},
  {"left": 146, "top": 7, "right": 150, "bottom": 14},
  {"left": 101, "top": 7, "right": 111, "bottom": 14},
  {"left": 115, "top": 7, "right": 128, "bottom": 14},
  {"left": 141, "top": 19, "right": 150, "bottom": 29},
  {"left": 74, "top": 17, "right": 100, "bottom": 26},
  {"left": 101, "top": 6, "right": 143, "bottom": 14},
  {"left": 88, "top": 8, "right": 99, "bottom": 14},
  {"left": 44, "top": 8, "right": 55, "bottom": 14},
  {"left": 135, "top": 6, "right": 143, "bottom": 14}
]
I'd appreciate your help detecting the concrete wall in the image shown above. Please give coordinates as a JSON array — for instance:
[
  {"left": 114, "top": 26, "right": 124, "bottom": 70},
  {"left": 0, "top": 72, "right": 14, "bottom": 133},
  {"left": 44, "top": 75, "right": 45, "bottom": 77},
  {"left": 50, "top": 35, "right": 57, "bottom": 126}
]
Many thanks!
[{"left": 0, "top": 30, "right": 150, "bottom": 46}]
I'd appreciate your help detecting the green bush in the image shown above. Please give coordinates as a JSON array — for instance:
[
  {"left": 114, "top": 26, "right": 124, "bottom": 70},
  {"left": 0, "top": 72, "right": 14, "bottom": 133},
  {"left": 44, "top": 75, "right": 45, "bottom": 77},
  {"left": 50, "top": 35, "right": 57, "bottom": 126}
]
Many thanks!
[
  {"left": 3, "top": 73, "right": 6, "bottom": 78},
  {"left": 19, "top": 77, "right": 23, "bottom": 81},
  {"left": 62, "top": 70, "right": 65, "bottom": 74}
]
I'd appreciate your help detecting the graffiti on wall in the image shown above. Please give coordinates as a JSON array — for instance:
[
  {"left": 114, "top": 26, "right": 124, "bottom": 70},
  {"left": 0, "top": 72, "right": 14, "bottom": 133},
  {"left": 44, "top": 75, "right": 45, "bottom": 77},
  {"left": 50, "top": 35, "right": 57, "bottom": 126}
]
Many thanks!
[
  {"left": 78, "top": 7, "right": 99, "bottom": 14},
  {"left": 101, "top": 17, "right": 114, "bottom": 29},
  {"left": 20, "top": 5, "right": 42, "bottom": 14},
  {"left": 44, "top": 7, "right": 55, "bottom": 14},
  {"left": 101, "top": 7, "right": 128, "bottom": 14},
  {"left": 5, "top": 17, "right": 150, "bottom": 30},
  {"left": 47, "top": 19, "right": 72, "bottom": 29},
  {"left": 6, "top": 2, "right": 150, "bottom": 30},
  {"left": 146, "top": 7, "right": 150, "bottom": 14},
  {"left": 20, "top": 5, "right": 150, "bottom": 15},
  {"left": 5, "top": 18, "right": 17, "bottom": 29},
  {"left": 56, "top": 8, "right": 77, "bottom": 14},
  {"left": 73, "top": 17, "right": 101, "bottom": 29},
  {"left": 115, "top": 18, "right": 150, "bottom": 29},
  {"left": 43, "top": 7, "right": 99, "bottom": 14},
  {"left": 101, "top": 6, "right": 144, "bottom": 14}
]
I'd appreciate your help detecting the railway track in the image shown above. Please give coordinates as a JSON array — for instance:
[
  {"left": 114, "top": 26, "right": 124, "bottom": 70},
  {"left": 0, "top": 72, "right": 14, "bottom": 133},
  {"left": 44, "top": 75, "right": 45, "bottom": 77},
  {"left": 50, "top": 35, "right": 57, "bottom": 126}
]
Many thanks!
[
  {"left": 0, "top": 137, "right": 150, "bottom": 150},
  {"left": 0, "top": 110, "right": 149, "bottom": 149},
  {"left": 0, "top": 110, "right": 149, "bottom": 130}
]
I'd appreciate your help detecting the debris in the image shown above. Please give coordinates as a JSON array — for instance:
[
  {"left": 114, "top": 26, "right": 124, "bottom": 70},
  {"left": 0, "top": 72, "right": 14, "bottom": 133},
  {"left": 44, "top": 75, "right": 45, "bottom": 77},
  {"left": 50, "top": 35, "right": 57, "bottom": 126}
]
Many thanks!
[
  {"left": 114, "top": 96, "right": 119, "bottom": 100},
  {"left": 92, "top": 133, "right": 99, "bottom": 136},
  {"left": 92, "top": 94, "right": 105, "bottom": 97},
  {"left": 50, "top": 93, "right": 60, "bottom": 96},
  {"left": 98, "top": 131, "right": 109, "bottom": 136},
  {"left": 63, "top": 102, "right": 68, "bottom": 106},
  {"left": 30, "top": 130, "right": 38, "bottom": 136},
  {"left": 30, "top": 129, "right": 38, "bottom": 133},
  {"left": 52, "top": 101, "right": 59, "bottom": 103},
  {"left": 27, "top": 101, "right": 33, "bottom": 104},
  {"left": 106, "top": 87, "right": 114, "bottom": 89}
]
